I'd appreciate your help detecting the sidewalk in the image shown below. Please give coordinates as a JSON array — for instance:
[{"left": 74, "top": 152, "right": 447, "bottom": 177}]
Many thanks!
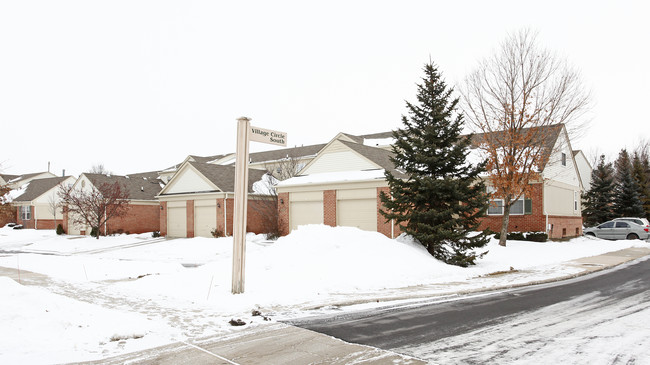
[{"left": 71, "top": 246, "right": 650, "bottom": 365}]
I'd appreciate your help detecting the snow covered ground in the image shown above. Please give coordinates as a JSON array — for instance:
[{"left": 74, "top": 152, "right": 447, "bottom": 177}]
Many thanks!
[{"left": 1, "top": 224, "right": 648, "bottom": 364}]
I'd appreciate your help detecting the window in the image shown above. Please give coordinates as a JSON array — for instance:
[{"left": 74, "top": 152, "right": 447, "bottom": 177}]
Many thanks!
[
  {"left": 615, "top": 222, "right": 630, "bottom": 228},
  {"left": 599, "top": 221, "right": 614, "bottom": 228},
  {"left": 561, "top": 153, "right": 567, "bottom": 166},
  {"left": 20, "top": 206, "right": 31, "bottom": 220},
  {"left": 574, "top": 191, "right": 578, "bottom": 211},
  {"left": 486, "top": 190, "right": 531, "bottom": 215}
]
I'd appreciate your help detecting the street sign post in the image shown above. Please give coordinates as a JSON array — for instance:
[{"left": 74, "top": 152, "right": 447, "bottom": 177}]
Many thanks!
[{"left": 232, "top": 117, "right": 287, "bottom": 294}]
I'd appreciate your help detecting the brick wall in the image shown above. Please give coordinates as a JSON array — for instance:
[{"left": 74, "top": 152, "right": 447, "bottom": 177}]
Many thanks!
[
  {"left": 0, "top": 205, "right": 16, "bottom": 227},
  {"left": 246, "top": 198, "right": 277, "bottom": 234},
  {"left": 108, "top": 204, "right": 161, "bottom": 235},
  {"left": 548, "top": 216, "right": 583, "bottom": 239},
  {"left": 376, "top": 187, "right": 402, "bottom": 239},
  {"left": 278, "top": 192, "right": 290, "bottom": 236},
  {"left": 16, "top": 205, "right": 35, "bottom": 229},
  {"left": 323, "top": 190, "right": 336, "bottom": 227},
  {"left": 478, "top": 183, "right": 546, "bottom": 233}
]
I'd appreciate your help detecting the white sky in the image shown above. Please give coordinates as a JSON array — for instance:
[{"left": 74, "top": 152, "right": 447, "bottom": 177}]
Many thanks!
[{"left": 1, "top": 0, "right": 648, "bottom": 177}]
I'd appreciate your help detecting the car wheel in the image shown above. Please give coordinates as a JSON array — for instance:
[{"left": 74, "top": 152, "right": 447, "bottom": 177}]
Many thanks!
[
  {"left": 585, "top": 232, "right": 595, "bottom": 237},
  {"left": 627, "top": 233, "right": 639, "bottom": 240}
]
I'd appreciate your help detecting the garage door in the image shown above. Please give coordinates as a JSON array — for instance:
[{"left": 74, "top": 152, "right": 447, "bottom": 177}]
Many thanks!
[
  {"left": 337, "top": 189, "right": 377, "bottom": 232},
  {"left": 289, "top": 191, "right": 323, "bottom": 231},
  {"left": 195, "top": 204, "right": 217, "bottom": 238},
  {"left": 167, "top": 205, "right": 187, "bottom": 237}
]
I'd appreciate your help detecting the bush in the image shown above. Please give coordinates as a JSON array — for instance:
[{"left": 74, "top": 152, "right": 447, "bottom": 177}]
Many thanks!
[
  {"left": 13, "top": 224, "right": 23, "bottom": 230},
  {"left": 525, "top": 232, "right": 548, "bottom": 242},
  {"left": 90, "top": 226, "right": 99, "bottom": 238},
  {"left": 265, "top": 231, "right": 281, "bottom": 241},
  {"left": 152, "top": 231, "right": 161, "bottom": 238},
  {"left": 494, "top": 231, "right": 548, "bottom": 242},
  {"left": 56, "top": 224, "right": 65, "bottom": 235},
  {"left": 211, "top": 228, "right": 224, "bottom": 238}
]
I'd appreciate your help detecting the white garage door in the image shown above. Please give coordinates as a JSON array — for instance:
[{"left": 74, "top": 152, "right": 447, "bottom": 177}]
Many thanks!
[
  {"left": 337, "top": 189, "right": 377, "bottom": 232},
  {"left": 167, "top": 205, "right": 187, "bottom": 237},
  {"left": 195, "top": 204, "right": 217, "bottom": 238},
  {"left": 290, "top": 191, "right": 323, "bottom": 231}
]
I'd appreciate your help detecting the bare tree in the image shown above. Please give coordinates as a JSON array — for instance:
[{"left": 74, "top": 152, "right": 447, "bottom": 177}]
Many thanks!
[
  {"left": 47, "top": 192, "right": 59, "bottom": 229},
  {"left": 461, "top": 29, "right": 591, "bottom": 246},
  {"left": 58, "top": 179, "right": 130, "bottom": 239},
  {"left": 88, "top": 163, "right": 112, "bottom": 175}
]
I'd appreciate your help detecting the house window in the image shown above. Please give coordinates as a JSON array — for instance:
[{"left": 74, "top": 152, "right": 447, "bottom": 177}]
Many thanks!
[
  {"left": 20, "top": 206, "right": 31, "bottom": 220},
  {"left": 561, "top": 153, "right": 567, "bottom": 166},
  {"left": 487, "top": 186, "right": 531, "bottom": 215},
  {"left": 574, "top": 191, "right": 578, "bottom": 211}
]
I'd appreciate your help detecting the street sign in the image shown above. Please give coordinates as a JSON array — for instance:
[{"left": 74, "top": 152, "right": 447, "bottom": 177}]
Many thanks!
[
  {"left": 232, "top": 117, "right": 287, "bottom": 294},
  {"left": 249, "top": 126, "right": 287, "bottom": 147}
]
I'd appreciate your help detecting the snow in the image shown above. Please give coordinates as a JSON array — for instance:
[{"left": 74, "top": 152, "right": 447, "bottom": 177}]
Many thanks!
[
  {"left": 2, "top": 182, "right": 29, "bottom": 203},
  {"left": 0, "top": 224, "right": 649, "bottom": 363},
  {"left": 252, "top": 173, "right": 277, "bottom": 195},
  {"left": 363, "top": 137, "right": 395, "bottom": 147},
  {"left": 276, "top": 169, "right": 386, "bottom": 187}
]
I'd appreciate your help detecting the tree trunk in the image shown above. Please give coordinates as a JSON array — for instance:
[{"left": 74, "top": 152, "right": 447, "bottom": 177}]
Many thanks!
[{"left": 499, "top": 201, "right": 512, "bottom": 247}]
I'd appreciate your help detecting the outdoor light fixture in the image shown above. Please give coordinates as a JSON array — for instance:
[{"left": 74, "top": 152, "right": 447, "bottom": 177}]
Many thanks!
[
  {"left": 217, "top": 202, "right": 221, "bottom": 208},
  {"left": 280, "top": 198, "right": 284, "bottom": 204}
]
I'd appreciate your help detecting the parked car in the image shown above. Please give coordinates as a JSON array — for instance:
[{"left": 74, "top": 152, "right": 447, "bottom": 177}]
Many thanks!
[
  {"left": 614, "top": 217, "right": 650, "bottom": 228},
  {"left": 584, "top": 220, "right": 650, "bottom": 240}
]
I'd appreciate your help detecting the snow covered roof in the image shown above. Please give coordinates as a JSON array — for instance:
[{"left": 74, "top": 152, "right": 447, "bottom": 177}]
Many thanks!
[
  {"left": 276, "top": 169, "right": 387, "bottom": 187},
  {"left": 11, "top": 177, "right": 73, "bottom": 202}
]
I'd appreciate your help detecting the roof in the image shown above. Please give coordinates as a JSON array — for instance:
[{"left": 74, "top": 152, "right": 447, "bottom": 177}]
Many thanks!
[
  {"left": 12, "top": 177, "right": 71, "bottom": 202},
  {"left": 357, "top": 131, "right": 395, "bottom": 140},
  {"left": 0, "top": 174, "right": 19, "bottom": 183},
  {"left": 83, "top": 173, "right": 164, "bottom": 201},
  {"left": 185, "top": 161, "right": 268, "bottom": 194},
  {"left": 469, "top": 124, "right": 564, "bottom": 170},
  {"left": 337, "top": 140, "right": 407, "bottom": 179}
]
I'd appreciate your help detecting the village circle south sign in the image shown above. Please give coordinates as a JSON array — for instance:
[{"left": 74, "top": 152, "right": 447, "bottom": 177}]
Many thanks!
[{"left": 232, "top": 117, "right": 287, "bottom": 294}]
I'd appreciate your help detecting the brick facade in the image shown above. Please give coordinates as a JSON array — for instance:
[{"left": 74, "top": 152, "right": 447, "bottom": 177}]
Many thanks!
[
  {"left": 278, "top": 192, "right": 290, "bottom": 236},
  {"left": 1, "top": 205, "right": 16, "bottom": 227},
  {"left": 323, "top": 190, "right": 336, "bottom": 227},
  {"left": 376, "top": 187, "right": 402, "bottom": 238},
  {"left": 107, "top": 204, "right": 161, "bottom": 235},
  {"left": 186, "top": 200, "right": 195, "bottom": 238}
]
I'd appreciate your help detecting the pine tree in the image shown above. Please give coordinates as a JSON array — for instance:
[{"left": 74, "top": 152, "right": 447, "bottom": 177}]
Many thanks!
[
  {"left": 632, "top": 152, "right": 650, "bottom": 219},
  {"left": 613, "top": 149, "right": 644, "bottom": 217},
  {"left": 582, "top": 155, "right": 616, "bottom": 226},
  {"left": 380, "top": 62, "right": 490, "bottom": 267}
]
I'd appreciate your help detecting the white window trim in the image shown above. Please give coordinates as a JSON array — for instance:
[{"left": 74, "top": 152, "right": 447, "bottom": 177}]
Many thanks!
[{"left": 488, "top": 196, "right": 525, "bottom": 216}]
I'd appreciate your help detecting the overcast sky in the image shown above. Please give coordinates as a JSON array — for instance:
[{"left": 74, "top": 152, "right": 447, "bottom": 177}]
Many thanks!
[{"left": 1, "top": 0, "right": 648, "bottom": 177}]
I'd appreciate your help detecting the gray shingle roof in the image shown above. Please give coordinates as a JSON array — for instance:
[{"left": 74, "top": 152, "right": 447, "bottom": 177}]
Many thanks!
[
  {"left": 181, "top": 162, "right": 268, "bottom": 194},
  {"left": 84, "top": 173, "right": 163, "bottom": 201},
  {"left": 12, "top": 177, "right": 71, "bottom": 202},
  {"left": 248, "top": 144, "right": 326, "bottom": 164}
]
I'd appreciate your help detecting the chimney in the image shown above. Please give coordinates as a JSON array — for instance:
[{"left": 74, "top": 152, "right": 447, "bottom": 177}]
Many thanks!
[
  {"left": 62, "top": 169, "right": 65, "bottom": 177},
  {"left": 48, "top": 161, "right": 50, "bottom": 173}
]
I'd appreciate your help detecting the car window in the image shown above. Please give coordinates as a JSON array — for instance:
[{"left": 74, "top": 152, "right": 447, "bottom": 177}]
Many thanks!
[
  {"left": 615, "top": 222, "right": 629, "bottom": 228},
  {"left": 599, "top": 222, "right": 614, "bottom": 228}
]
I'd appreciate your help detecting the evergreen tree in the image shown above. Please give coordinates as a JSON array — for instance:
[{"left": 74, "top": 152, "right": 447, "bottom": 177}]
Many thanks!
[
  {"left": 613, "top": 149, "right": 644, "bottom": 217},
  {"left": 582, "top": 155, "right": 616, "bottom": 226},
  {"left": 632, "top": 152, "right": 650, "bottom": 219},
  {"left": 380, "top": 62, "right": 490, "bottom": 267}
]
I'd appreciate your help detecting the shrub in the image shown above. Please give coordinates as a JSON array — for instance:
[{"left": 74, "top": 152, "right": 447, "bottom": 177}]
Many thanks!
[
  {"left": 152, "top": 231, "right": 161, "bottom": 238},
  {"left": 265, "top": 230, "right": 281, "bottom": 241},
  {"left": 56, "top": 224, "right": 65, "bottom": 235},
  {"left": 211, "top": 228, "right": 224, "bottom": 238},
  {"left": 90, "top": 226, "right": 99, "bottom": 238},
  {"left": 525, "top": 232, "right": 548, "bottom": 242}
]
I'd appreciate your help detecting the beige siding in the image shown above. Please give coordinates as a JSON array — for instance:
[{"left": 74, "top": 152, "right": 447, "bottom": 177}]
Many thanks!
[
  {"left": 542, "top": 132, "right": 580, "bottom": 187},
  {"left": 164, "top": 166, "right": 215, "bottom": 194},
  {"left": 303, "top": 150, "right": 377, "bottom": 174},
  {"left": 544, "top": 181, "right": 581, "bottom": 216}
]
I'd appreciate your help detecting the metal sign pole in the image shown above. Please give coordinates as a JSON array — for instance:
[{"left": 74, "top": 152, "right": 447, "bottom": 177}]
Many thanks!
[{"left": 232, "top": 116, "right": 250, "bottom": 294}]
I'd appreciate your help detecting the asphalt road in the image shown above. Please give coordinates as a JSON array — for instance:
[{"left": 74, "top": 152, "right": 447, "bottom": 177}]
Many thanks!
[{"left": 289, "top": 256, "right": 650, "bottom": 363}]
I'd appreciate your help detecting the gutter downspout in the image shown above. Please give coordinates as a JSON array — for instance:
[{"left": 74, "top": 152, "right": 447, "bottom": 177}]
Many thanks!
[{"left": 224, "top": 193, "right": 228, "bottom": 236}]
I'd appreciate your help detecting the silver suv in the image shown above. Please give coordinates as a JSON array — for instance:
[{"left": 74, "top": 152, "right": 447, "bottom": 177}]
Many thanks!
[
  {"left": 614, "top": 217, "right": 650, "bottom": 227},
  {"left": 584, "top": 219, "right": 650, "bottom": 240}
]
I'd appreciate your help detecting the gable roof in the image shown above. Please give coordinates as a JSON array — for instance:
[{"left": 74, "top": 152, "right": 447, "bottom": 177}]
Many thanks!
[
  {"left": 12, "top": 177, "right": 72, "bottom": 202},
  {"left": 159, "top": 161, "right": 268, "bottom": 196},
  {"left": 83, "top": 173, "right": 164, "bottom": 201},
  {"left": 337, "top": 140, "right": 406, "bottom": 179},
  {"left": 469, "top": 124, "right": 564, "bottom": 171}
]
